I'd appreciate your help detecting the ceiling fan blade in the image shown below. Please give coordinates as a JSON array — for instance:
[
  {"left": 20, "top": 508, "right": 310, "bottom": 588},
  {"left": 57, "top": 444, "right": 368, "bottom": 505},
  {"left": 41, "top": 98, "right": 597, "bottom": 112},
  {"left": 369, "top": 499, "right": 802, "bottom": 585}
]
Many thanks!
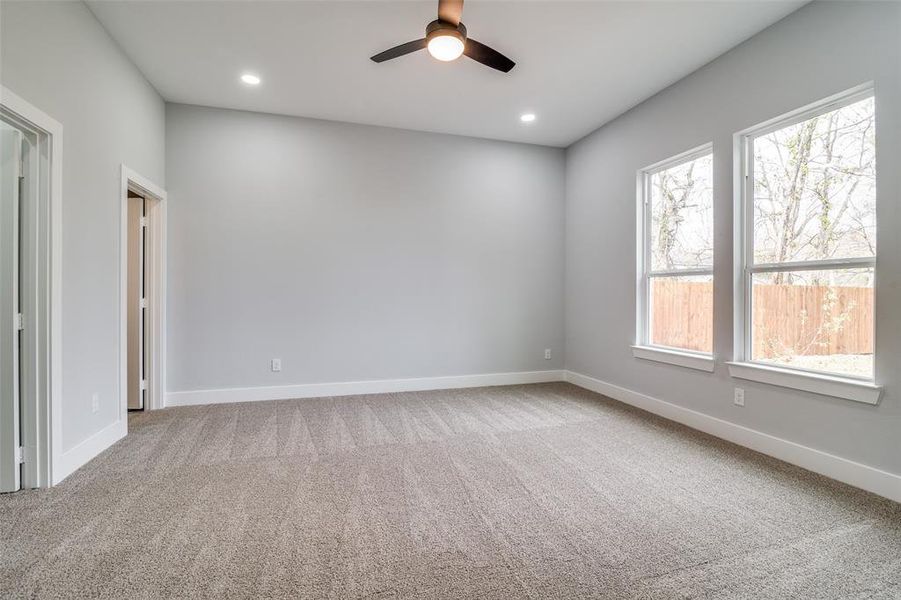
[
  {"left": 463, "top": 38, "right": 515, "bottom": 73},
  {"left": 370, "top": 39, "right": 427, "bottom": 63},
  {"left": 437, "top": 0, "right": 464, "bottom": 25}
]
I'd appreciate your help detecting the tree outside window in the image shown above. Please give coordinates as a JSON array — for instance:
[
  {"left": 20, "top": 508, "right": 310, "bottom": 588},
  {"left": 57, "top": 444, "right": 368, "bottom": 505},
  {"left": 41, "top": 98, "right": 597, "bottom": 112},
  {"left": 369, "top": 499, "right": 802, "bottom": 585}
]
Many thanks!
[{"left": 748, "top": 95, "right": 876, "bottom": 379}]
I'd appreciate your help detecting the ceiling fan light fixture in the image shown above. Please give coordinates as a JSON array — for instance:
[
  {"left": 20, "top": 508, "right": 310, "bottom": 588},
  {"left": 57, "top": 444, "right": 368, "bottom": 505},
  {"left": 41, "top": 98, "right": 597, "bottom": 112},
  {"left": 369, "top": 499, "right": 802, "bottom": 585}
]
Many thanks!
[
  {"left": 370, "top": 2, "right": 515, "bottom": 73},
  {"left": 427, "top": 33, "right": 465, "bottom": 61},
  {"left": 425, "top": 21, "right": 466, "bottom": 62}
]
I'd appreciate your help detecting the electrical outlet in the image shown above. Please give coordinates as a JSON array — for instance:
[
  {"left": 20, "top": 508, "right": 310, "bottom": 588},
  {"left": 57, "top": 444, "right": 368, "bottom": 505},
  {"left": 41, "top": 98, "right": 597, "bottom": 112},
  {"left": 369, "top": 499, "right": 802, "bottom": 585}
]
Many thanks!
[
  {"left": 544, "top": 348, "right": 552, "bottom": 360},
  {"left": 734, "top": 388, "right": 745, "bottom": 407},
  {"left": 270, "top": 358, "right": 282, "bottom": 372},
  {"left": 91, "top": 393, "right": 100, "bottom": 414}
]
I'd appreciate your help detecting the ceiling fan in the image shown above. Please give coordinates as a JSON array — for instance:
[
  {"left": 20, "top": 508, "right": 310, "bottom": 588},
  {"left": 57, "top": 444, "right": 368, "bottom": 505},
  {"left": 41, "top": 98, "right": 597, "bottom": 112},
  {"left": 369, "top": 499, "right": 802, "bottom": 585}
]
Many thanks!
[{"left": 370, "top": 0, "right": 515, "bottom": 73}]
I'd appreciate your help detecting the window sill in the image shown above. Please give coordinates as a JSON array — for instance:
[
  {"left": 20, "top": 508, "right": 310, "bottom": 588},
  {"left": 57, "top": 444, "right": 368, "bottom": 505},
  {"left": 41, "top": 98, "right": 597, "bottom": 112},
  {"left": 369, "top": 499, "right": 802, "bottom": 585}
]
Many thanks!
[
  {"left": 632, "top": 345, "right": 715, "bottom": 372},
  {"left": 726, "top": 361, "right": 882, "bottom": 405}
]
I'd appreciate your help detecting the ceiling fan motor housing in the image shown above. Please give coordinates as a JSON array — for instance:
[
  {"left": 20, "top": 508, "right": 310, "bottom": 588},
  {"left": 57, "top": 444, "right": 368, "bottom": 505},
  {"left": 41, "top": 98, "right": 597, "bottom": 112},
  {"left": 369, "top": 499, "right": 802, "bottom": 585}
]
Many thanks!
[{"left": 426, "top": 19, "right": 467, "bottom": 45}]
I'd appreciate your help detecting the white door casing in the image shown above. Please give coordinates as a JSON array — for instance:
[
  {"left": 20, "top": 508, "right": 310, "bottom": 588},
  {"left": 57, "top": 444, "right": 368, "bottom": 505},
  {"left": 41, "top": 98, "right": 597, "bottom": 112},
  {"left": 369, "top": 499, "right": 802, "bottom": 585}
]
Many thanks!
[{"left": 120, "top": 165, "right": 166, "bottom": 419}]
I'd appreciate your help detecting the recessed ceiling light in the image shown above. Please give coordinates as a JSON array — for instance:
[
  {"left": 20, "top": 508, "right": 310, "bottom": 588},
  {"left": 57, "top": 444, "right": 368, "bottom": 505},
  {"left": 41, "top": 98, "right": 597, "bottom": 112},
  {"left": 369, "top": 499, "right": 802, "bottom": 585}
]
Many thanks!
[
  {"left": 520, "top": 113, "right": 536, "bottom": 123},
  {"left": 241, "top": 73, "right": 261, "bottom": 86}
]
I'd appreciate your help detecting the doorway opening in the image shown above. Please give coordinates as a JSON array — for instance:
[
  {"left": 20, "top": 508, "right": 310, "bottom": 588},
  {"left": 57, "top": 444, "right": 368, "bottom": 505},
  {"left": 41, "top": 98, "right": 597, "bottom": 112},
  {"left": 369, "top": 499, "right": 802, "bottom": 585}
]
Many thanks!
[
  {"left": 1, "top": 118, "right": 28, "bottom": 491},
  {"left": 126, "top": 191, "right": 147, "bottom": 410},
  {"left": 1, "top": 88, "right": 62, "bottom": 491},
  {"left": 119, "top": 166, "right": 166, "bottom": 418}
]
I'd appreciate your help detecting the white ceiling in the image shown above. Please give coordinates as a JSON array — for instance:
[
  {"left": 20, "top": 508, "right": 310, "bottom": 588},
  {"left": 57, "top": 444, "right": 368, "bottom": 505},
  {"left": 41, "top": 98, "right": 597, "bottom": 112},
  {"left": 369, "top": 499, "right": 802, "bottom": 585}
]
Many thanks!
[{"left": 88, "top": 0, "right": 806, "bottom": 147}]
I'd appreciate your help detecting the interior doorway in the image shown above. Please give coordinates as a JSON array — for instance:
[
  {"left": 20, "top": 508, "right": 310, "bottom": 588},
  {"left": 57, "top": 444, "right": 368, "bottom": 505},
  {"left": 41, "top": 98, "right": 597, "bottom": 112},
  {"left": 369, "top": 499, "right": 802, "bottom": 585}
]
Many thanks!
[
  {"left": 0, "top": 87, "right": 62, "bottom": 491},
  {"left": 119, "top": 166, "right": 166, "bottom": 418},
  {"left": 1, "top": 120, "right": 26, "bottom": 492},
  {"left": 126, "top": 192, "right": 147, "bottom": 410}
]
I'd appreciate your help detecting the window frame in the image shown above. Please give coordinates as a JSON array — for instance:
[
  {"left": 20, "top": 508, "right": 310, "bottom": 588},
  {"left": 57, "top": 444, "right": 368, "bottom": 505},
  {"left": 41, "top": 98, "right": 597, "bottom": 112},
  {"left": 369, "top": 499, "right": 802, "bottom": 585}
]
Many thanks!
[
  {"left": 730, "top": 83, "right": 882, "bottom": 403},
  {"left": 634, "top": 143, "right": 715, "bottom": 371}
]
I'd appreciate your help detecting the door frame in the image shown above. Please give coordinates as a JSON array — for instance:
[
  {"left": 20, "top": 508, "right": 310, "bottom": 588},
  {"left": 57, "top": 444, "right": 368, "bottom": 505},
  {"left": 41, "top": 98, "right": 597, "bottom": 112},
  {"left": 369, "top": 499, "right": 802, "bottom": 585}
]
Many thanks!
[
  {"left": 0, "top": 86, "right": 63, "bottom": 489},
  {"left": 119, "top": 166, "right": 166, "bottom": 417},
  {"left": 1, "top": 112, "right": 25, "bottom": 492}
]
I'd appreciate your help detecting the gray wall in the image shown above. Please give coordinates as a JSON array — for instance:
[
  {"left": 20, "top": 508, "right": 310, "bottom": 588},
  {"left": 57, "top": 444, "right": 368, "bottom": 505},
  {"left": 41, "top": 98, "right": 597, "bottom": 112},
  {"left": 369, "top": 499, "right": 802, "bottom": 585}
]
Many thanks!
[
  {"left": 0, "top": 1, "right": 165, "bottom": 451},
  {"left": 4, "top": 0, "right": 895, "bottom": 481},
  {"left": 165, "top": 104, "right": 565, "bottom": 392},
  {"left": 565, "top": 1, "right": 901, "bottom": 475}
]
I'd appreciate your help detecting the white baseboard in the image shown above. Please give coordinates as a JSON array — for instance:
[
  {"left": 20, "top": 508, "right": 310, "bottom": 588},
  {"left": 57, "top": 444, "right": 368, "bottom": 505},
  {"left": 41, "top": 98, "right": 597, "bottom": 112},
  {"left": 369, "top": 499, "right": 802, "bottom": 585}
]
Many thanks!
[
  {"left": 165, "top": 369, "right": 565, "bottom": 408},
  {"left": 53, "top": 418, "right": 127, "bottom": 485},
  {"left": 565, "top": 370, "right": 901, "bottom": 504}
]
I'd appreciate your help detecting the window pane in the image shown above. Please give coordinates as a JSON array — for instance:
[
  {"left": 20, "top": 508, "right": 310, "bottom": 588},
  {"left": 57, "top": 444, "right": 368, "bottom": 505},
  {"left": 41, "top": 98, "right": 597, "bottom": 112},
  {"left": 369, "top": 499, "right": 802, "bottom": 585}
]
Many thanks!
[
  {"left": 649, "top": 275, "right": 713, "bottom": 353},
  {"left": 650, "top": 153, "right": 713, "bottom": 271},
  {"left": 751, "top": 268, "right": 873, "bottom": 378},
  {"left": 753, "top": 97, "right": 876, "bottom": 264}
]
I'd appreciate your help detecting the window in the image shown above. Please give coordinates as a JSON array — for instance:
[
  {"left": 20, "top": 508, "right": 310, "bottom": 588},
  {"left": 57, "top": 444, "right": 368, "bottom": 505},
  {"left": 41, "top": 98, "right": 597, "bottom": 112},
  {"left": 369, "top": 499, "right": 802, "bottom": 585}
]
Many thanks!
[
  {"left": 635, "top": 145, "right": 714, "bottom": 370},
  {"left": 733, "top": 87, "right": 879, "bottom": 399}
]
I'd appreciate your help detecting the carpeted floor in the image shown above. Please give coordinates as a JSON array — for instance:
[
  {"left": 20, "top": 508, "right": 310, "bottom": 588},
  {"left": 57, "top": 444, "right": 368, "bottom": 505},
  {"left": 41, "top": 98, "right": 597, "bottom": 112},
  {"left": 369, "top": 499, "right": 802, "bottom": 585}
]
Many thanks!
[{"left": 1, "top": 382, "right": 899, "bottom": 599}]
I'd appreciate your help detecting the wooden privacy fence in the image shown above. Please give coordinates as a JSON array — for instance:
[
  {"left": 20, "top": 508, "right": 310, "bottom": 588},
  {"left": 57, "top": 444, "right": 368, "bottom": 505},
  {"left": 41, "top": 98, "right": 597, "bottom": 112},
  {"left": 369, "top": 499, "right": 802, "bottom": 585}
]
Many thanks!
[
  {"left": 650, "top": 280, "right": 873, "bottom": 357},
  {"left": 650, "top": 279, "right": 713, "bottom": 353}
]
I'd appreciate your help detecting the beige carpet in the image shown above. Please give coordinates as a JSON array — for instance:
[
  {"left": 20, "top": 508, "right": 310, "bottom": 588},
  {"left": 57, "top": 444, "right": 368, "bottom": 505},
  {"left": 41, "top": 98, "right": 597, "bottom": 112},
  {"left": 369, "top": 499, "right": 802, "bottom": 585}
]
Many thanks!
[{"left": 1, "top": 382, "right": 899, "bottom": 599}]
